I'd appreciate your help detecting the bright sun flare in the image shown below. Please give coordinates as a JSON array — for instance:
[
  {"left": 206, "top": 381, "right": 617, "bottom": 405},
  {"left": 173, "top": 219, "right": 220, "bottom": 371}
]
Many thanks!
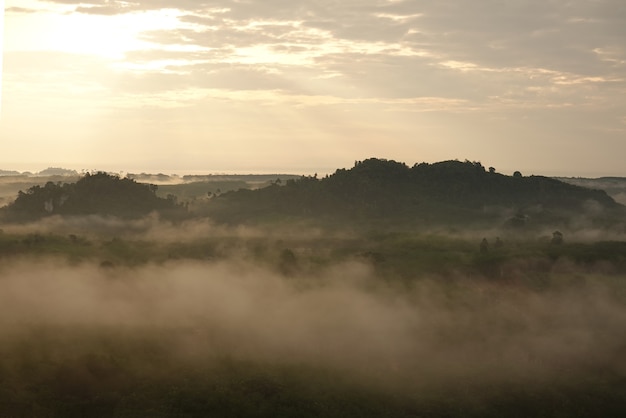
[{"left": 5, "top": 7, "right": 182, "bottom": 59}]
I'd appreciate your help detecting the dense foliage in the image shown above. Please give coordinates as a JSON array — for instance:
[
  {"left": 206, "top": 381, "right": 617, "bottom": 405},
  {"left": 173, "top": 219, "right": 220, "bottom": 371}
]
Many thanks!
[
  {"left": 0, "top": 161, "right": 625, "bottom": 417},
  {"left": 204, "top": 158, "right": 622, "bottom": 227},
  {"left": 1, "top": 160, "right": 622, "bottom": 229},
  {"left": 0, "top": 172, "right": 184, "bottom": 221}
]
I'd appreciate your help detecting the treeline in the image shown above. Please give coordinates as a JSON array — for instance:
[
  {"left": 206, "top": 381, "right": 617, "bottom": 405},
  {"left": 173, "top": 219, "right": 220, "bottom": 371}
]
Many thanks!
[
  {"left": 1, "top": 159, "right": 623, "bottom": 229},
  {"left": 0, "top": 172, "right": 184, "bottom": 222},
  {"left": 204, "top": 158, "right": 622, "bottom": 227}
]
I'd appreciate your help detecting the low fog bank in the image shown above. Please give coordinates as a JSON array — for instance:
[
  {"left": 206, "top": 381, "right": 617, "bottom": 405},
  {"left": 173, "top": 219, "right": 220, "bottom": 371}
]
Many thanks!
[
  {"left": 2, "top": 211, "right": 625, "bottom": 245},
  {"left": 1, "top": 259, "right": 625, "bottom": 392},
  {"left": 0, "top": 214, "right": 337, "bottom": 242}
]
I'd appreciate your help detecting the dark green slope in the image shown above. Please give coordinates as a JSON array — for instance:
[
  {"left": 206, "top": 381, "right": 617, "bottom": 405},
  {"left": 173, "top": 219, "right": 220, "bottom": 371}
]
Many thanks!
[
  {"left": 205, "top": 158, "right": 623, "bottom": 227},
  {"left": 1, "top": 172, "right": 185, "bottom": 221},
  {"left": 2, "top": 160, "right": 622, "bottom": 228}
]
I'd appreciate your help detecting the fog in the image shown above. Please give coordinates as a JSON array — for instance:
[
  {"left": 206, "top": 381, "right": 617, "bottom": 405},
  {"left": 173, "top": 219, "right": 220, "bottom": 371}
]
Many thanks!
[
  {"left": 3, "top": 210, "right": 625, "bottom": 249},
  {"left": 1, "top": 257, "right": 624, "bottom": 394},
  {"left": 0, "top": 214, "right": 338, "bottom": 243}
]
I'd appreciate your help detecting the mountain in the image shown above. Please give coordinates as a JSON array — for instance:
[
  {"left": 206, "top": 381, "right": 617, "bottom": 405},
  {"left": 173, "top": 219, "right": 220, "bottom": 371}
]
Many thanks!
[
  {"left": 0, "top": 172, "right": 184, "bottom": 221},
  {"left": 36, "top": 167, "right": 79, "bottom": 177},
  {"left": 203, "top": 158, "right": 624, "bottom": 229}
]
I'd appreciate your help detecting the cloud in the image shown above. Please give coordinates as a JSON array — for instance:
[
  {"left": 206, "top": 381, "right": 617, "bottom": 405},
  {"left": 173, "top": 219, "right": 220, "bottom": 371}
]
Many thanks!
[
  {"left": 6, "top": 7, "right": 40, "bottom": 14},
  {"left": 75, "top": 5, "right": 130, "bottom": 16},
  {"left": 5, "top": 0, "right": 624, "bottom": 174},
  {"left": 27, "top": 1, "right": 625, "bottom": 103}
]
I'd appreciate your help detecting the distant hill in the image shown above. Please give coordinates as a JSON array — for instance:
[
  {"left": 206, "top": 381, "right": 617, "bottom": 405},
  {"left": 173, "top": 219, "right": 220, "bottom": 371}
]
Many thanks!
[
  {"left": 154, "top": 175, "right": 301, "bottom": 200},
  {"left": 181, "top": 174, "right": 301, "bottom": 183},
  {"left": 557, "top": 177, "right": 626, "bottom": 205},
  {"left": 126, "top": 172, "right": 178, "bottom": 184},
  {"left": 36, "top": 167, "right": 79, "bottom": 177},
  {"left": 202, "top": 158, "right": 624, "bottom": 229},
  {"left": 0, "top": 172, "right": 185, "bottom": 222},
  {"left": 1, "top": 160, "right": 623, "bottom": 229},
  {"left": 0, "top": 167, "right": 79, "bottom": 177}
]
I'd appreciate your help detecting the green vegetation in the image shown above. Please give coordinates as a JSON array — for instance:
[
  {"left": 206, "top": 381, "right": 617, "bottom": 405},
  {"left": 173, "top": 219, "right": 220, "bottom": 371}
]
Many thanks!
[
  {"left": 155, "top": 180, "right": 249, "bottom": 200},
  {"left": 0, "top": 160, "right": 625, "bottom": 416},
  {"left": 125, "top": 173, "right": 302, "bottom": 202},
  {"left": 0, "top": 225, "right": 625, "bottom": 416},
  {"left": 203, "top": 159, "right": 624, "bottom": 229},
  {"left": 1, "top": 227, "right": 625, "bottom": 279},
  {"left": 0, "top": 174, "right": 81, "bottom": 207},
  {"left": 0, "top": 172, "right": 185, "bottom": 222},
  {"left": 2, "top": 328, "right": 624, "bottom": 417},
  {"left": 1, "top": 160, "right": 623, "bottom": 231}
]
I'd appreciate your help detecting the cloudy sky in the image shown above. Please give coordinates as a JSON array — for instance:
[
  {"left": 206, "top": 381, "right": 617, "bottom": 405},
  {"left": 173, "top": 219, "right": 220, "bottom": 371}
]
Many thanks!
[{"left": 1, "top": 0, "right": 625, "bottom": 175}]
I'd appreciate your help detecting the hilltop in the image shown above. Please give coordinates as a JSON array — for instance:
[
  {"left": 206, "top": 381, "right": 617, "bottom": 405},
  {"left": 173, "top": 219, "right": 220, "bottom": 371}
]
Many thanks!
[
  {"left": 0, "top": 172, "right": 184, "bottom": 222},
  {"left": 1, "top": 160, "right": 623, "bottom": 231},
  {"left": 202, "top": 158, "right": 624, "bottom": 229}
]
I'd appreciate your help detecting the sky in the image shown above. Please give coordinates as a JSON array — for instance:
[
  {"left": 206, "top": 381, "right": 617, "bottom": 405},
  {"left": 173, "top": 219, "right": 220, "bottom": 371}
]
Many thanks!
[{"left": 1, "top": 0, "right": 625, "bottom": 176}]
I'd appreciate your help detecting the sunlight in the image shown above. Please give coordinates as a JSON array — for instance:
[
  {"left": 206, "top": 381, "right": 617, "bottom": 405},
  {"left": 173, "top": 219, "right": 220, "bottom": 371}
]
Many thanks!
[
  {"left": 1, "top": 0, "right": 4, "bottom": 115},
  {"left": 5, "top": 7, "right": 183, "bottom": 59}
]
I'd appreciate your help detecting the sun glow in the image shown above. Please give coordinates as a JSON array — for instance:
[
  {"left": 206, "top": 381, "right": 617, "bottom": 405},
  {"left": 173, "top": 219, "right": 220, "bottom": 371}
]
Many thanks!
[
  {"left": 4, "top": 6, "right": 183, "bottom": 59},
  {"left": 1, "top": 0, "right": 5, "bottom": 114}
]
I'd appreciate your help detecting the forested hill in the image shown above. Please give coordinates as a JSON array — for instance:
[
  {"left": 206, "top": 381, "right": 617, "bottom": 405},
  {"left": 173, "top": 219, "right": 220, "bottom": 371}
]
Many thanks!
[
  {"left": 0, "top": 172, "right": 184, "bottom": 221},
  {"left": 205, "top": 158, "right": 623, "bottom": 227},
  {"left": 1, "top": 160, "right": 622, "bottom": 228}
]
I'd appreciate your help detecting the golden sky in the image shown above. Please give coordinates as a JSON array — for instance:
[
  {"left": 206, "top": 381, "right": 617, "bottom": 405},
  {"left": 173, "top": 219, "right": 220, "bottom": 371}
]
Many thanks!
[{"left": 2, "top": 0, "right": 625, "bottom": 175}]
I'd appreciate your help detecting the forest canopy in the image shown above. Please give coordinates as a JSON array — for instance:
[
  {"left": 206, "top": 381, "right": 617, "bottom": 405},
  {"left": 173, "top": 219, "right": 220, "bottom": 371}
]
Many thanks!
[
  {"left": 0, "top": 172, "right": 183, "bottom": 221},
  {"left": 203, "top": 158, "right": 623, "bottom": 227},
  {"left": 1, "top": 159, "right": 623, "bottom": 230}
]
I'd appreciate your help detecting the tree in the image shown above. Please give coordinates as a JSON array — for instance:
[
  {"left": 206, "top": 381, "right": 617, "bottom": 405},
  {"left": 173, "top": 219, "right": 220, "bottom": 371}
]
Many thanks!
[
  {"left": 480, "top": 238, "right": 489, "bottom": 253},
  {"left": 1, "top": 172, "right": 186, "bottom": 221},
  {"left": 551, "top": 231, "right": 564, "bottom": 245}
]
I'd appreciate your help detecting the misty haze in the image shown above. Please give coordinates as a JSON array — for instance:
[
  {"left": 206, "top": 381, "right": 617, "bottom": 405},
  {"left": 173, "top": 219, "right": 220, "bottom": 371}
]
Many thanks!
[
  {"left": 2, "top": 0, "right": 626, "bottom": 416},
  {"left": 0, "top": 160, "right": 625, "bottom": 417}
]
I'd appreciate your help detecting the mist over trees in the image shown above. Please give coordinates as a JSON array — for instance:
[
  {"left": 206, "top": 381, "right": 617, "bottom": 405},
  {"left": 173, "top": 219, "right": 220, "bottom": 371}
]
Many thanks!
[
  {"left": 0, "top": 159, "right": 625, "bottom": 417},
  {"left": 0, "top": 172, "right": 184, "bottom": 222},
  {"left": 1, "top": 159, "right": 623, "bottom": 233},
  {"left": 203, "top": 158, "right": 623, "bottom": 229}
]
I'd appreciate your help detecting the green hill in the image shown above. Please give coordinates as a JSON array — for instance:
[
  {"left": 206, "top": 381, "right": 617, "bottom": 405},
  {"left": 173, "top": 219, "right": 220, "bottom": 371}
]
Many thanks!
[
  {"left": 2, "top": 160, "right": 623, "bottom": 229},
  {"left": 1, "top": 172, "right": 184, "bottom": 221},
  {"left": 203, "top": 158, "right": 623, "bottom": 228}
]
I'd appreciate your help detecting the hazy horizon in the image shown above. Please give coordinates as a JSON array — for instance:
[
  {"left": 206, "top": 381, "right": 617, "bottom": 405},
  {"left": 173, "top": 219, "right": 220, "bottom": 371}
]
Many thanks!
[
  {"left": 2, "top": 1, "right": 625, "bottom": 177},
  {"left": 0, "top": 160, "right": 624, "bottom": 179},
  {"left": 2, "top": 3, "right": 626, "bottom": 413}
]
